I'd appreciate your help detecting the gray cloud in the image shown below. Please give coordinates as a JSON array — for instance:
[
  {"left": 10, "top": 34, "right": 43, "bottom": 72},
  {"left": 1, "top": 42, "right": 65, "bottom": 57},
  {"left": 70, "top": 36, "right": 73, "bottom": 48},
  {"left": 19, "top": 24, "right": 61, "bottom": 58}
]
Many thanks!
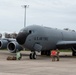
[{"left": 0, "top": 0, "right": 76, "bottom": 33}]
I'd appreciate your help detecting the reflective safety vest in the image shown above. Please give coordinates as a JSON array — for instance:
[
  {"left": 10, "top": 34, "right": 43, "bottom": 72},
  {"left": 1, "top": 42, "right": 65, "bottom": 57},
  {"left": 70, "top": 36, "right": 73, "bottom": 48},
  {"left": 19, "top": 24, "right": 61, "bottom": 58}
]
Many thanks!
[{"left": 51, "top": 50, "right": 57, "bottom": 56}]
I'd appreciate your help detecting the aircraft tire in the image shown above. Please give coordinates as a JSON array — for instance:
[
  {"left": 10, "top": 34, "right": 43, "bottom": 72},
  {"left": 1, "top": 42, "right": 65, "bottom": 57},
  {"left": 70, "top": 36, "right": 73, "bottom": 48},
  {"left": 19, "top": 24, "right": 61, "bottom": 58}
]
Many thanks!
[
  {"left": 41, "top": 51, "right": 46, "bottom": 55},
  {"left": 29, "top": 53, "right": 33, "bottom": 59},
  {"left": 33, "top": 52, "right": 37, "bottom": 59},
  {"left": 41, "top": 51, "right": 44, "bottom": 55},
  {"left": 47, "top": 50, "right": 50, "bottom": 56},
  {"left": 72, "top": 51, "right": 76, "bottom": 56},
  {"left": 41, "top": 51, "right": 50, "bottom": 56}
]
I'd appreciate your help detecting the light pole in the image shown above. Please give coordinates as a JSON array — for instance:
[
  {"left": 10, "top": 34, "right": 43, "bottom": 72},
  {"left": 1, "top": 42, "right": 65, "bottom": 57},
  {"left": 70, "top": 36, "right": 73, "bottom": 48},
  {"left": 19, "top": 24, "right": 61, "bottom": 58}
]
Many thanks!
[{"left": 23, "top": 5, "right": 29, "bottom": 27}]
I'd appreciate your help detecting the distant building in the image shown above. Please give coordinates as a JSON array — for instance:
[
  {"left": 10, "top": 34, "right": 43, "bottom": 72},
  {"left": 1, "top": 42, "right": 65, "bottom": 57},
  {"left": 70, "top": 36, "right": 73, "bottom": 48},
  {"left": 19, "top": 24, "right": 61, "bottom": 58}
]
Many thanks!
[
  {"left": 0, "top": 33, "right": 2, "bottom": 38},
  {"left": 4, "top": 32, "right": 17, "bottom": 38}
]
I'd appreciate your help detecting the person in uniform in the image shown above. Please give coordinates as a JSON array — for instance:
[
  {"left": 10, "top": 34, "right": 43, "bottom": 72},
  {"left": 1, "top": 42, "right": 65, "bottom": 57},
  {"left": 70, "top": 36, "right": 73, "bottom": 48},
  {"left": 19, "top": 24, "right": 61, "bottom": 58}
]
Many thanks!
[
  {"left": 16, "top": 50, "right": 22, "bottom": 60},
  {"left": 56, "top": 49, "right": 60, "bottom": 61},
  {"left": 51, "top": 49, "right": 57, "bottom": 61}
]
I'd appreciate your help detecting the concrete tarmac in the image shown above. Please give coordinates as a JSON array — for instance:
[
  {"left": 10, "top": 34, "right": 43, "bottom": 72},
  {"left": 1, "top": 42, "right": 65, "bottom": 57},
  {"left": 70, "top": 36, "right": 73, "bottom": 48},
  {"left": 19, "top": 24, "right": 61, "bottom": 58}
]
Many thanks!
[{"left": 0, "top": 50, "right": 76, "bottom": 75}]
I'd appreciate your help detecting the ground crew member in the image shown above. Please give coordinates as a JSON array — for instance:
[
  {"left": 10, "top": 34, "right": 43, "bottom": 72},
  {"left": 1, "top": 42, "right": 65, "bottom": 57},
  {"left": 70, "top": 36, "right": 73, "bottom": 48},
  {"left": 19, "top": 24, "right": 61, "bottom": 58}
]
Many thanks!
[
  {"left": 56, "top": 49, "right": 60, "bottom": 61},
  {"left": 16, "top": 50, "right": 22, "bottom": 60},
  {"left": 51, "top": 49, "right": 57, "bottom": 61}
]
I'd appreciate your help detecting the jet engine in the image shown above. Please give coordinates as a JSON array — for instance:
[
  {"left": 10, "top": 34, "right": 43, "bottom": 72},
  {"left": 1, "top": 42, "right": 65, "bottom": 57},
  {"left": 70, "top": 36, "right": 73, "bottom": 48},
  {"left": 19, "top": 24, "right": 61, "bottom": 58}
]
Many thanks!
[
  {"left": 0, "top": 40, "right": 8, "bottom": 49},
  {"left": 7, "top": 41, "right": 23, "bottom": 53}
]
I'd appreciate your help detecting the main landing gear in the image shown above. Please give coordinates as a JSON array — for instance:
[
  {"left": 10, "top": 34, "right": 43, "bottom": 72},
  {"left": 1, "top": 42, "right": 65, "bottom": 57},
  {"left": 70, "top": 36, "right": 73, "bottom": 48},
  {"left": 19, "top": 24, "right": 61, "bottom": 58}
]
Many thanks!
[
  {"left": 41, "top": 50, "right": 50, "bottom": 56},
  {"left": 72, "top": 50, "right": 76, "bottom": 56},
  {"left": 29, "top": 52, "right": 37, "bottom": 59}
]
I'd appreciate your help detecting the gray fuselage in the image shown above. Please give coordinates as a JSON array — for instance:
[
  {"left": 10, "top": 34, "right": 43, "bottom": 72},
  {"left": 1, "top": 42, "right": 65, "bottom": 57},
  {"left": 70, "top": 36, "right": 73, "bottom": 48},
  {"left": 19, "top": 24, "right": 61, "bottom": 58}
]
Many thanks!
[{"left": 16, "top": 25, "right": 76, "bottom": 51}]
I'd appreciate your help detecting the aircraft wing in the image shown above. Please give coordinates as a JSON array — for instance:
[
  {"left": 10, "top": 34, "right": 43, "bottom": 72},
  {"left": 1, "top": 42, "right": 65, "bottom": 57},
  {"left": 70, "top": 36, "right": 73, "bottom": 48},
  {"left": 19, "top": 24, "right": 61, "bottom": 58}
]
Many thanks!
[{"left": 56, "top": 41, "right": 76, "bottom": 48}]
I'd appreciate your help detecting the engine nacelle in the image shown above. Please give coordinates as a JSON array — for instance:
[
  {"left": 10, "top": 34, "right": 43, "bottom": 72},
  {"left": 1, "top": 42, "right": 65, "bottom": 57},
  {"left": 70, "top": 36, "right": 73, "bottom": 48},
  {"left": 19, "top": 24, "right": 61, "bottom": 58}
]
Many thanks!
[
  {"left": 0, "top": 40, "right": 9, "bottom": 49},
  {"left": 7, "top": 41, "right": 23, "bottom": 53},
  {"left": 71, "top": 46, "right": 76, "bottom": 52}
]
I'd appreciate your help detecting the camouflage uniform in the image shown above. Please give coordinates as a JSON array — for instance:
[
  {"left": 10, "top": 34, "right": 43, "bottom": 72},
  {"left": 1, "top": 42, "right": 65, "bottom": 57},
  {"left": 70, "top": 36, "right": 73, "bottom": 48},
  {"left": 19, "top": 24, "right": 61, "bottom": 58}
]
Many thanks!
[{"left": 56, "top": 49, "right": 60, "bottom": 61}]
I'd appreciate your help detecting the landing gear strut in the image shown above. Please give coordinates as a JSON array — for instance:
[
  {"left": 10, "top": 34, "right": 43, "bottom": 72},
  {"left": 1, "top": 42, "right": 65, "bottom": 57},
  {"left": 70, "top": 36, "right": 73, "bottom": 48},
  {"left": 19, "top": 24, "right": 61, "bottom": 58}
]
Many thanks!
[
  {"left": 72, "top": 51, "right": 76, "bottom": 56},
  {"left": 41, "top": 50, "right": 50, "bottom": 56},
  {"left": 29, "top": 52, "right": 37, "bottom": 59}
]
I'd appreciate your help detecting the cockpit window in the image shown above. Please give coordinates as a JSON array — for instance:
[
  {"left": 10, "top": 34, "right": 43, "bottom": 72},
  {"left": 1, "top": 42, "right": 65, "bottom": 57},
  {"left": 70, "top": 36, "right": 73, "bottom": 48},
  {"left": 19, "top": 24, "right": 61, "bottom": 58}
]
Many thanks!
[
  {"left": 29, "top": 30, "right": 32, "bottom": 34},
  {"left": 19, "top": 28, "right": 35, "bottom": 34},
  {"left": 29, "top": 30, "right": 35, "bottom": 34},
  {"left": 20, "top": 29, "right": 27, "bottom": 33}
]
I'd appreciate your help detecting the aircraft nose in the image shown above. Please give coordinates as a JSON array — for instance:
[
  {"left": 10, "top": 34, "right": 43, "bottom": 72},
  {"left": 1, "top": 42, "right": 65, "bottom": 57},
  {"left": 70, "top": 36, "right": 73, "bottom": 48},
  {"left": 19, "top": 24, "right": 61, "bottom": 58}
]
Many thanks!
[{"left": 16, "top": 32, "right": 28, "bottom": 45}]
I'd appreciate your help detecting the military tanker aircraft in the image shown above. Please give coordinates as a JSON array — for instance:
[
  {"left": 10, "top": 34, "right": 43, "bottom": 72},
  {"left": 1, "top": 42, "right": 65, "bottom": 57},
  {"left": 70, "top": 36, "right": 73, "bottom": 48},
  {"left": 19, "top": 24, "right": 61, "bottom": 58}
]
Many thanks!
[{"left": 1, "top": 25, "right": 76, "bottom": 59}]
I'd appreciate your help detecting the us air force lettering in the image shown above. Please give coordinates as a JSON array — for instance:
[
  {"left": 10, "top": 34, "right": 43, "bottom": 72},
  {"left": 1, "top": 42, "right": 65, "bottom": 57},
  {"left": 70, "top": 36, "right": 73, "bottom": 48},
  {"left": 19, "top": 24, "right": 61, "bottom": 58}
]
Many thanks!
[{"left": 34, "top": 37, "right": 48, "bottom": 41}]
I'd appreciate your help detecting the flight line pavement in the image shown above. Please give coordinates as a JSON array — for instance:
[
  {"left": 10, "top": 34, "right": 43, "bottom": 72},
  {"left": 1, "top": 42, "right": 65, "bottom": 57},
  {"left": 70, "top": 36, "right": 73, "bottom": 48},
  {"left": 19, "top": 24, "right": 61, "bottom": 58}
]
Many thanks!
[{"left": 0, "top": 50, "right": 76, "bottom": 75}]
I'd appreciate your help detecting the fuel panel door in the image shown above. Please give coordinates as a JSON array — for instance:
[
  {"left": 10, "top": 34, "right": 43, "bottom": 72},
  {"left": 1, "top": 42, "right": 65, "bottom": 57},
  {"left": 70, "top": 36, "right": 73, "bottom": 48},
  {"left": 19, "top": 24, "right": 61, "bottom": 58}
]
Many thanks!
[{"left": 34, "top": 43, "right": 42, "bottom": 52}]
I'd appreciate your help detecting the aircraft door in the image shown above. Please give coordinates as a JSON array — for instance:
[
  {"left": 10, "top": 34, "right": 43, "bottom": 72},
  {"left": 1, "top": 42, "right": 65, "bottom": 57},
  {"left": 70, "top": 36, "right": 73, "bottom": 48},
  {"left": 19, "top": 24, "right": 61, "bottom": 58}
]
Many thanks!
[{"left": 33, "top": 42, "right": 42, "bottom": 52}]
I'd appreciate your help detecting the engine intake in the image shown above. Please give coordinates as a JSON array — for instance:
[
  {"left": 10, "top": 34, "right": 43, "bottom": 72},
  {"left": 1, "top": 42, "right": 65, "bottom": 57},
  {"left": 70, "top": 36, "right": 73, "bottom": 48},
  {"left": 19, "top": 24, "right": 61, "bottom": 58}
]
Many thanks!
[
  {"left": 7, "top": 41, "right": 23, "bottom": 53},
  {"left": 0, "top": 40, "right": 8, "bottom": 49}
]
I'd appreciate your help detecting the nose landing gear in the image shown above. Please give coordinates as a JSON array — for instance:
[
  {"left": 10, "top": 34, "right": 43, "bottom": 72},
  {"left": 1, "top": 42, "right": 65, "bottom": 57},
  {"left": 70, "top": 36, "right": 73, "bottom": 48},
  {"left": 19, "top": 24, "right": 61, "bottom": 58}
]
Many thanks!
[{"left": 29, "top": 52, "right": 37, "bottom": 59}]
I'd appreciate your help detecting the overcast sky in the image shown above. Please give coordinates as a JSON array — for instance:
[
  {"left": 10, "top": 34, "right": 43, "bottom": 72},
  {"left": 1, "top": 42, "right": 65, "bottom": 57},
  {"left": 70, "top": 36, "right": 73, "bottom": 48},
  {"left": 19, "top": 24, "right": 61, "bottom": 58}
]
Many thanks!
[{"left": 0, "top": 0, "right": 76, "bottom": 33}]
